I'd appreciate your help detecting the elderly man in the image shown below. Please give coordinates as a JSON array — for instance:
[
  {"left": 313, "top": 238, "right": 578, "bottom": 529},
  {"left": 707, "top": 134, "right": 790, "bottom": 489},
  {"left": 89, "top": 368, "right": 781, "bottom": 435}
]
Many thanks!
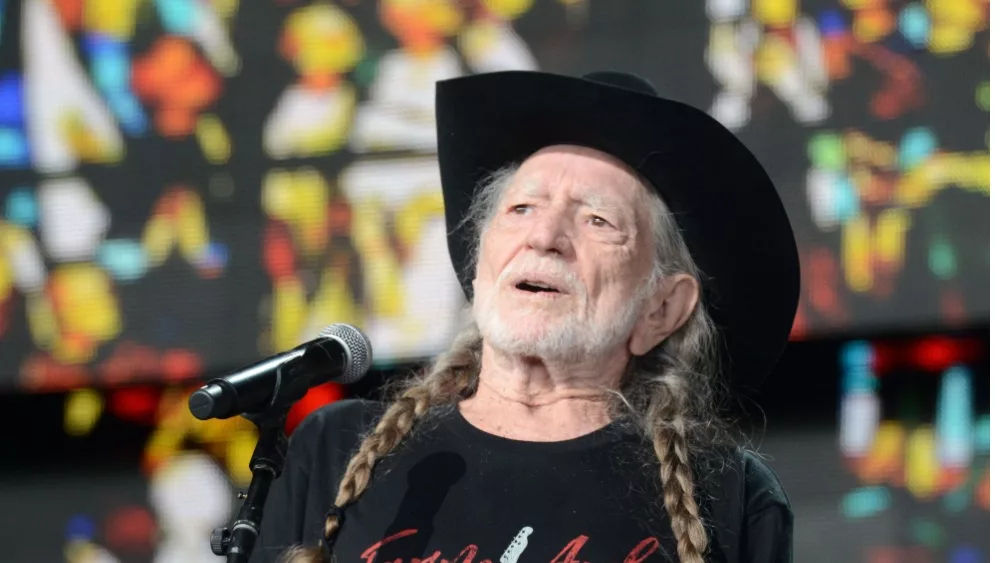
[{"left": 252, "top": 71, "right": 799, "bottom": 563}]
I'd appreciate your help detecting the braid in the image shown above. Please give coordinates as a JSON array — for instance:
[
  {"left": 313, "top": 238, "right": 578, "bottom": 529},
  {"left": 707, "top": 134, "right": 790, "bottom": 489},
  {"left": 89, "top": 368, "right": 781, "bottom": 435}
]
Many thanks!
[
  {"left": 326, "top": 386, "right": 433, "bottom": 534},
  {"left": 652, "top": 415, "right": 708, "bottom": 563},
  {"left": 618, "top": 303, "right": 728, "bottom": 563},
  {"left": 280, "top": 326, "right": 482, "bottom": 563}
]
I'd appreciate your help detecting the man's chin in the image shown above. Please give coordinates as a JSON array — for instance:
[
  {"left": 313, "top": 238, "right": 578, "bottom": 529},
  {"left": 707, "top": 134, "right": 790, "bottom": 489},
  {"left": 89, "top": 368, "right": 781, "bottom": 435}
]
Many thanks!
[
  {"left": 488, "top": 339, "right": 571, "bottom": 360},
  {"left": 481, "top": 323, "right": 584, "bottom": 358},
  {"left": 484, "top": 314, "right": 564, "bottom": 336}
]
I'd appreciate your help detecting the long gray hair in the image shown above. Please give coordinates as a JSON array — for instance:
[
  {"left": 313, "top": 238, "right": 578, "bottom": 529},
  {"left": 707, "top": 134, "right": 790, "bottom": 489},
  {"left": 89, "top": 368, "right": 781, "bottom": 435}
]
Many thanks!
[{"left": 283, "top": 162, "right": 732, "bottom": 563}]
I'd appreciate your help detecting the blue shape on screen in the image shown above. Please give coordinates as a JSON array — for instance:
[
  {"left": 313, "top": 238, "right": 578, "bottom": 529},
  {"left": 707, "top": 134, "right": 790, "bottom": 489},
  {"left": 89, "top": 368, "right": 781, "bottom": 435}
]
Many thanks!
[
  {"left": 82, "top": 34, "right": 148, "bottom": 135},
  {"left": 83, "top": 34, "right": 128, "bottom": 93},
  {"left": 107, "top": 91, "right": 148, "bottom": 136},
  {"left": 156, "top": 0, "right": 199, "bottom": 35},
  {"left": 833, "top": 174, "right": 859, "bottom": 222},
  {"left": 98, "top": 239, "right": 149, "bottom": 282},
  {"left": 0, "top": 74, "right": 29, "bottom": 166},
  {"left": 5, "top": 187, "right": 37, "bottom": 226},
  {"left": 899, "top": 127, "right": 937, "bottom": 171},
  {"left": 841, "top": 341, "right": 877, "bottom": 393},
  {"left": 842, "top": 486, "right": 890, "bottom": 519},
  {"left": 200, "top": 241, "right": 229, "bottom": 271},
  {"left": 974, "top": 415, "right": 989, "bottom": 452},
  {"left": 65, "top": 514, "right": 97, "bottom": 540},
  {"left": 818, "top": 10, "right": 847, "bottom": 36},
  {"left": 899, "top": 4, "right": 931, "bottom": 49},
  {"left": 936, "top": 365, "right": 973, "bottom": 466},
  {"left": 0, "top": 127, "right": 29, "bottom": 167},
  {"left": 841, "top": 341, "right": 873, "bottom": 369},
  {"left": 950, "top": 545, "right": 980, "bottom": 563},
  {"left": 0, "top": 72, "right": 24, "bottom": 127}
]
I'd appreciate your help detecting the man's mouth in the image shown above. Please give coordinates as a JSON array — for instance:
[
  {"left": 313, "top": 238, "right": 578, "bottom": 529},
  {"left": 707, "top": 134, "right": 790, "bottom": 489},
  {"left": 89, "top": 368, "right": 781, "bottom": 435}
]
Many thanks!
[{"left": 514, "top": 280, "right": 563, "bottom": 294}]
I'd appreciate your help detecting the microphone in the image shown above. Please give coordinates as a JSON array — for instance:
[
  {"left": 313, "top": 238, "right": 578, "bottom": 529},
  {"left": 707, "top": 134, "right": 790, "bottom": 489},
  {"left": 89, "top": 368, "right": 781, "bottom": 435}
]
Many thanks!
[{"left": 188, "top": 324, "right": 372, "bottom": 420}]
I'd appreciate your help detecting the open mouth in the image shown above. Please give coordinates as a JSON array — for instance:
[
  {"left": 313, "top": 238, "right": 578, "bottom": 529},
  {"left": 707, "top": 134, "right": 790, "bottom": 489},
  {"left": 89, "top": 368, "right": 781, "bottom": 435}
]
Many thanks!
[{"left": 515, "top": 281, "right": 562, "bottom": 294}]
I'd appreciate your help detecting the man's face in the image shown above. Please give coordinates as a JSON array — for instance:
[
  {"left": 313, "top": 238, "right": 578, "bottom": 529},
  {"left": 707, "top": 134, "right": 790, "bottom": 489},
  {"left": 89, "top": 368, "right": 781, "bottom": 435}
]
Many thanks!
[{"left": 471, "top": 145, "right": 658, "bottom": 361}]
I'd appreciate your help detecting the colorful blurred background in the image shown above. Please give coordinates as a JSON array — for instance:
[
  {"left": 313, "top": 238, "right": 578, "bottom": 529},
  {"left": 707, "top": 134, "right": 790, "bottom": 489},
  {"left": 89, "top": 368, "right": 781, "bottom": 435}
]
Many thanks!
[{"left": 0, "top": 0, "right": 989, "bottom": 561}]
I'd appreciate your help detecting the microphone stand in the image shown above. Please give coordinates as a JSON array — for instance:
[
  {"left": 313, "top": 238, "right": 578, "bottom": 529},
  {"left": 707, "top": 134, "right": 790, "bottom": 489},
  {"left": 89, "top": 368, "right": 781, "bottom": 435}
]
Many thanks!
[{"left": 207, "top": 364, "right": 315, "bottom": 563}]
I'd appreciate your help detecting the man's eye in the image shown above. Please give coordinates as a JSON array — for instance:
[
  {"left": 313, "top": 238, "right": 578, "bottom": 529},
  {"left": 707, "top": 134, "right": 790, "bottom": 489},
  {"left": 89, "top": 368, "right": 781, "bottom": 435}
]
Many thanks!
[
  {"left": 510, "top": 204, "right": 531, "bottom": 214},
  {"left": 589, "top": 215, "right": 611, "bottom": 227}
]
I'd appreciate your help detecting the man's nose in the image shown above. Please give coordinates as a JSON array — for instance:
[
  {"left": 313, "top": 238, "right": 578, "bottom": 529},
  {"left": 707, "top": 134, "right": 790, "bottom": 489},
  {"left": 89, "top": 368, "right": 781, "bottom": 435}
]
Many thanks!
[{"left": 525, "top": 208, "right": 573, "bottom": 257}]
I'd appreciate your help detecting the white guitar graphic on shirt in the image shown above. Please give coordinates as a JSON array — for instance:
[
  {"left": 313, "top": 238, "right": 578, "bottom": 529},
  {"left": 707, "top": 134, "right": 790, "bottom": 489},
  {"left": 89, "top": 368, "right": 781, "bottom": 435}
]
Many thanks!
[{"left": 499, "top": 526, "right": 533, "bottom": 563}]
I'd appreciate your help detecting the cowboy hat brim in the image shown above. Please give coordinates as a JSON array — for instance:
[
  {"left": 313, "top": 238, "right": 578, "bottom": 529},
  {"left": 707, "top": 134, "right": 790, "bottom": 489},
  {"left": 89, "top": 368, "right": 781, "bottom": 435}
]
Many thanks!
[{"left": 435, "top": 70, "right": 800, "bottom": 389}]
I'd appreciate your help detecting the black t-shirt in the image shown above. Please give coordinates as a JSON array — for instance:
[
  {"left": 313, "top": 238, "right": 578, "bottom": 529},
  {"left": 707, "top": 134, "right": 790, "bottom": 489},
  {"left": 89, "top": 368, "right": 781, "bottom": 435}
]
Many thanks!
[{"left": 250, "top": 400, "right": 792, "bottom": 563}]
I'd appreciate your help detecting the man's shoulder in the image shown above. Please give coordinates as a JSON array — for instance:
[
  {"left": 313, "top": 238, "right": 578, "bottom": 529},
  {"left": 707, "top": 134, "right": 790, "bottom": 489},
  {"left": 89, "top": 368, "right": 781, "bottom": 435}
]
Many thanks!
[
  {"left": 739, "top": 448, "right": 791, "bottom": 514},
  {"left": 288, "top": 399, "right": 387, "bottom": 458},
  {"left": 696, "top": 446, "right": 793, "bottom": 562},
  {"left": 699, "top": 446, "right": 791, "bottom": 512},
  {"left": 301, "top": 398, "right": 384, "bottom": 426}
]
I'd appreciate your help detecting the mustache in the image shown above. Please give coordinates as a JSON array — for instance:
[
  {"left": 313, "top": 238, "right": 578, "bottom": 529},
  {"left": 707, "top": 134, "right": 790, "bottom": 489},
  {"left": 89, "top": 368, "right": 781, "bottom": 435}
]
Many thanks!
[{"left": 496, "top": 257, "right": 585, "bottom": 293}]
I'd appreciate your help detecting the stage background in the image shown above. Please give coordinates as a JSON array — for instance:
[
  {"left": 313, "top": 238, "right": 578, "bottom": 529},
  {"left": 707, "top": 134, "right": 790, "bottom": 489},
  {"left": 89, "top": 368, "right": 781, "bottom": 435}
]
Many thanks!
[{"left": 0, "top": 0, "right": 988, "bottom": 562}]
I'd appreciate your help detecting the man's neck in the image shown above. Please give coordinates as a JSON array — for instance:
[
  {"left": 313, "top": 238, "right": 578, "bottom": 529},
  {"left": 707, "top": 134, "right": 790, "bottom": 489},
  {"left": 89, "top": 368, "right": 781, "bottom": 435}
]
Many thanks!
[{"left": 458, "top": 343, "right": 629, "bottom": 442}]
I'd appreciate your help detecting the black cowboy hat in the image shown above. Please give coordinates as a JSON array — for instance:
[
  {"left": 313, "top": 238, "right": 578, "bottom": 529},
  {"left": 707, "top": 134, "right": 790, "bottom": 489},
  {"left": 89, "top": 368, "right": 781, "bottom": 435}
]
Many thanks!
[{"left": 435, "top": 70, "right": 800, "bottom": 389}]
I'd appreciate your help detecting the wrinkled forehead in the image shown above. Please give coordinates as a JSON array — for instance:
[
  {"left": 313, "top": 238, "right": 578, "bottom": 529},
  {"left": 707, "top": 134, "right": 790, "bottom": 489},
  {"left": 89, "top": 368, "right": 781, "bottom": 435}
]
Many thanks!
[{"left": 506, "top": 145, "right": 654, "bottom": 214}]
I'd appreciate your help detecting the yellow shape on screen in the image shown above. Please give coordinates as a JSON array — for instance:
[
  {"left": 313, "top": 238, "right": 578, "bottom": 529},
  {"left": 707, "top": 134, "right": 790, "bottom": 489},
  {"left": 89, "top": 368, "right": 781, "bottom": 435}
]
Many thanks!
[
  {"left": 272, "top": 277, "right": 307, "bottom": 352},
  {"left": 0, "top": 249, "right": 10, "bottom": 302},
  {"left": 753, "top": 0, "right": 797, "bottom": 27},
  {"left": 858, "top": 421, "right": 905, "bottom": 484},
  {"left": 50, "top": 264, "right": 121, "bottom": 362},
  {"left": 353, "top": 198, "right": 404, "bottom": 318},
  {"left": 84, "top": 0, "right": 140, "bottom": 39},
  {"left": 176, "top": 191, "right": 210, "bottom": 264},
  {"left": 853, "top": 8, "right": 895, "bottom": 44},
  {"left": 196, "top": 114, "right": 232, "bottom": 164},
  {"left": 65, "top": 388, "right": 104, "bottom": 437},
  {"left": 873, "top": 208, "right": 909, "bottom": 272},
  {"left": 284, "top": 2, "right": 365, "bottom": 77},
  {"left": 906, "top": 425, "right": 941, "bottom": 499},
  {"left": 263, "top": 169, "right": 328, "bottom": 258}
]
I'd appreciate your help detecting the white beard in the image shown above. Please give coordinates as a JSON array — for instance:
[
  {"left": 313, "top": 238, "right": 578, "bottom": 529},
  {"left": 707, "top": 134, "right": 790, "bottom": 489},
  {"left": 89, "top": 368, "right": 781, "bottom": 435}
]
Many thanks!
[{"left": 472, "top": 259, "right": 648, "bottom": 362}]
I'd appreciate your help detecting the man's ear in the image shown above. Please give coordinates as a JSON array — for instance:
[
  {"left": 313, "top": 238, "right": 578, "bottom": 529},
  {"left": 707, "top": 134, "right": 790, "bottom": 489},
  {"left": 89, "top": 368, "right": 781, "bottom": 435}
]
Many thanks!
[{"left": 628, "top": 274, "right": 700, "bottom": 356}]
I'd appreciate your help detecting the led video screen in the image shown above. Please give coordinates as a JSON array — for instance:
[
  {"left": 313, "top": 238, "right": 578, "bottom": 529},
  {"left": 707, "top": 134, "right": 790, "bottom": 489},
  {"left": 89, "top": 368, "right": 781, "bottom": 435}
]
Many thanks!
[{"left": 0, "top": 0, "right": 989, "bottom": 391}]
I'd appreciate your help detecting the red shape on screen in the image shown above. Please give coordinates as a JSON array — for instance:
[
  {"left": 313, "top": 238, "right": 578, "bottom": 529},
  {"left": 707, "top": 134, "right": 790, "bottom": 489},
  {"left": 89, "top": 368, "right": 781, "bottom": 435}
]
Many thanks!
[
  {"left": 871, "top": 342, "right": 895, "bottom": 375},
  {"left": 20, "top": 354, "right": 90, "bottom": 391},
  {"left": 976, "top": 470, "right": 989, "bottom": 510},
  {"left": 807, "top": 248, "right": 844, "bottom": 321},
  {"left": 329, "top": 200, "right": 352, "bottom": 236},
  {"left": 910, "top": 337, "right": 962, "bottom": 372},
  {"left": 264, "top": 222, "right": 298, "bottom": 280},
  {"left": 285, "top": 382, "right": 345, "bottom": 434},
  {"left": 52, "top": 0, "right": 84, "bottom": 29},
  {"left": 132, "top": 37, "right": 222, "bottom": 138},
  {"left": 103, "top": 505, "right": 156, "bottom": 553},
  {"left": 789, "top": 306, "right": 807, "bottom": 341},
  {"left": 99, "top": 342, "right": 161, "bottom": 385},
  {"left": 109, "top": 387, "right": 161, "bottom": 424},
  {"left": 160, "top": 349, "right": 203, "bottom": 382}
]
